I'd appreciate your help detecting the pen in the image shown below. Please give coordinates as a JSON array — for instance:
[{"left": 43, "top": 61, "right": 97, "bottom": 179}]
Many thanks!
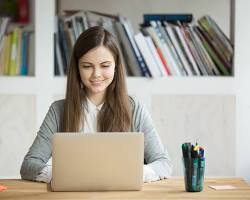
[
  {"left": 191, "top": 145, "right": 199, "bottom": 191},
  {"left": 197, "top": 157, "right": 205, "bottom": 191},
  {"left": 198, "top": 147, "right": 204, "bottom": 158}
]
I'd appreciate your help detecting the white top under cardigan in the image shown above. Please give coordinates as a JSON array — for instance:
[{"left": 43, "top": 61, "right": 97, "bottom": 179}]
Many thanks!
[{"left": 36, "top": 98, "right": 159, "bottom": 183}]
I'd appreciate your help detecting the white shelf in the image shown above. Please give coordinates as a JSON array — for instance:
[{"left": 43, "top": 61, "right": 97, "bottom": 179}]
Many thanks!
[
  {"left": 126, "top": 77, "right": 236, "bottom": 95},
  {"left": 0, "top": 0, "right": 235, "bottom": 96},
  {"left": 0, "top": 76, "right": 235, "bottom": 95},
  {"left": 0, "top": 77, "right": 37, "bottom": 94},
  {"left": 15, "top": 76, "right": 234, "bottom": 96}
]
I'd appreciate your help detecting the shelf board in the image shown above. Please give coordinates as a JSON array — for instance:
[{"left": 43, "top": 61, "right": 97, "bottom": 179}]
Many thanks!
[
  {"left": 0, "top": 76, "right": 236, "bottom": 95},
  {"left": 126, "top": 76, "right": 236, "bottom": 95},
  {"left": 0, "top": 76, "right": 37, "bottom": 94}
]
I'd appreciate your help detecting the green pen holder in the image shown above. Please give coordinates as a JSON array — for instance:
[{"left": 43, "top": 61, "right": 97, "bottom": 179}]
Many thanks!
[{"left": 182, "top": 157, "right": 205, "bottom": 192}]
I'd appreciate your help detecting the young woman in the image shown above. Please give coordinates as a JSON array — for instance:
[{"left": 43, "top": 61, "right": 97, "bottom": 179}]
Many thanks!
[{"left": 20, "top": 26, "right": 172, "bottom": 183}]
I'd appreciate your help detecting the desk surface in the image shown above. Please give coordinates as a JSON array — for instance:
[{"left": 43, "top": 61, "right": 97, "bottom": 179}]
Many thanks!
[{"left": 0, "top": 178, "right": 250, "bottom": 200}]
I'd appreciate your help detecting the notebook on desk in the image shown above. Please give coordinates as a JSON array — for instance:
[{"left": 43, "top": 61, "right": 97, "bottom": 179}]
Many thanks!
[{"left": 51, "top": 132, "right": 144, "bottom": 191}]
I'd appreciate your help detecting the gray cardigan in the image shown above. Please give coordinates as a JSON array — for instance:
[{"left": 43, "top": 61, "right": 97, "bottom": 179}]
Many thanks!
[{"left": 20, "top": 97, "right": 172, "bottom": 181}]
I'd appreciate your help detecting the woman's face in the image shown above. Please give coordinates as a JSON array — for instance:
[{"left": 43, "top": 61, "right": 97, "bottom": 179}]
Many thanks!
[{"left": 78, "top": 45, "right": 116, "bottom": 99}]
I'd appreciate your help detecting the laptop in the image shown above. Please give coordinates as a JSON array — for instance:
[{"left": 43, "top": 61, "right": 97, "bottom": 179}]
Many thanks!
[{"left": 51, "top": 132, "right": 144, "bottom": 191}]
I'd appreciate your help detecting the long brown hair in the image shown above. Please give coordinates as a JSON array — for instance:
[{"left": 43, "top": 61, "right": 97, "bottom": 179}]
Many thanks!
[{"left": 63, "top": 26, "right": 132, "bottom": 132}]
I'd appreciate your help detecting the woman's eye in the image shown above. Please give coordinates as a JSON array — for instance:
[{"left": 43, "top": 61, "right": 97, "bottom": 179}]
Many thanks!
[
  {"left": 102, "top": 65, "right": 110, "bottom": 68},
  {"left": 82, "top": 65, "right": 91, "bottom": 68}
]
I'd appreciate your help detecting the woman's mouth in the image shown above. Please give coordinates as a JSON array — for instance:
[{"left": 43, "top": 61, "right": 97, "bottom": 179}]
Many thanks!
[{"left": 90, "top": 80, "right": 103, "bottom": 86}]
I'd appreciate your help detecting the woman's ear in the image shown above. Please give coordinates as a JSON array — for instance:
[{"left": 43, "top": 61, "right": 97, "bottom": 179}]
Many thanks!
[{"left": 80, "top": 82, "right": 83, "bottom": 89}]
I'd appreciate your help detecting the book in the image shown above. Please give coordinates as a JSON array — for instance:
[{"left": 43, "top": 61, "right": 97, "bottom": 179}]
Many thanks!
[
  {"left": 195, "top": 26, "right": 230, "bottom": 76},
  {"left": 143, "top": 14, "right": 193, "bottom": 25},
  {"left": 15, "top": 27, "right": 22, "bottom": 75},
  {"left": 114, "top": 21, "right": 142, "bottom": 76},
  {"left": 187, "top": 26, "right": 220, "bottom": 75},
  {"left": 0, "top": 17, "right": 10, "bottom": 51},
  {"left": 174, "top": 24, "right": 201, "bottom": 75},
  {"left": 3, "top": 33, "right": 11, "bottom": 75},
  {"left": 119, "top": 16, "right": 151, "bottom": 77},
  {"left": 198, "top": 15, "right": 233, "bottom": 65},
  {"left": 156, "top": 21, "right": 186, "bottom": 76},
  {"left": 58, "top": 17, "right": 70, "bottom": 72},
  {"left": 144, "top": 36, "right": 167, "bottom": 77},
  {"left": 134, "top": 32, "right": 162, "bottom": 77},
  {"left": 64, "top": 18, "right": 77, "bottom": 42},
  {"left": 17, "top": 0, "right": 29, "bottom": 24},
  {"left": 141, "top": 26, "right": 171, "bottom": 76},
  {"left": 147, "top": 21, "right": 182, "bottom": 76},
  {"left": 197, "top": 21, "right": 232, "bottom": 70},
  {"left": 20, "top": 31, "right": 29, "bottom": 75},
  {"left": 27, "top": 31, "right": 34, "bottom": 76},
  {"left": 0, "top": 36, "right": 6, "bottom": 75},
  {"left": 180, "top": 24, "right": 209, "bottom": 75},
  {"left": 9, "top": 28, "right": 19, "bottom": 75},
  {"left": 55, "top": 32, "right": 65, "bottom": 76},
  {"left": 177, "top": 22, "right": 201, "bottom": 76},
  {"left": 0, "top": 0, "right": 29, "bottom": 24},
  {"left": 163, "top": 22, "right": 191, "bottom": 76}
]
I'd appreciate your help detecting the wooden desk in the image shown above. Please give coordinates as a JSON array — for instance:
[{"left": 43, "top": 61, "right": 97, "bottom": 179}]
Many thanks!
[{"left": 0, "top": 178, "right": 250, "bottom": 200}]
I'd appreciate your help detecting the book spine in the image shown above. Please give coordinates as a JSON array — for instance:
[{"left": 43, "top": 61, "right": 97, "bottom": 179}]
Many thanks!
[
  {"left": 141, "top": 26, "right": 171, "bottom": 75},
  {"left": 192, "top": 26, "right": 220, "bottom": 75},
  {"left": 198, "top": 16, "right": 232, "bottom": 64},
  {"left": 177, "top": 22, "right": 201, "bottom": 76},
  {"left": 182, "top": 25, "right": 209, "bottom": 75},
  {"left": 134, "top": 33, "right": 161, "bottom": 77},
  {"left": 144, "top": 36, "right": 167, "bottom": 76},
  {"left": 197, "top": 25, "right": 232, "bottom": 70},
  {"left": 9, "top": 29, "right": 18, "bottom": 75},
  {"left": 174, "top": 25, "right": 201, "bottom": 75},
  {"left": 121, "top": 17, "right": 151, "bottom": 77},
  {"left": 163, "top": 22, "right": 190, "bottom": 76},
  {"left": 17, "top": 0, "right": 29, "bottom": 24},
  {"left": 3, "top": 34, "right": 11, "bottom": 75},
  {"left": 27, "top": 32, "right": 35, "bottom": 76},
  {"left": 20, "top": 32, "right": 28, "bottom": 75},
  {"left": 150, "top": 21, "right": 182, "bottom": 76},
  {"left": 55, "top": 33, "right": 65, "bottom": 76},
  {"left": 15, "top": 28, "right": 22, "bottom": 75},
  {"left": 196, "top": 27, "right": 230, "bottom": 76},
  {"left": 58, "top": 17, "right": 70, "bottom": 73},
  {"left": 157, "top": 21, "right": 187, "bottom": 76},
  {"left": 0, "top": 36, "right": 6, "bottom": 75},
  {"left": 114, "top": 21, "right": 142, "bottom": 76}
]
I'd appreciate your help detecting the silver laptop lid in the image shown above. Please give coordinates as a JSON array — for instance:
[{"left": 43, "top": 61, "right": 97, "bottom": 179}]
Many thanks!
[{"left": 51, "top": 132, "right": 144, "bottom": 191}]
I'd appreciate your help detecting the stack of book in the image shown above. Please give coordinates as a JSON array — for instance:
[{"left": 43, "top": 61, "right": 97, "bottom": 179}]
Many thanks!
[
  {"left": 135, "top": 14, "right": 233, "bottom": 77},
  {"left": 55, "top": 10, "right": 144, "bottom": 76},
  {"left": 0, "top": 0, "right": 34, "bottom": 76},
  {"left": 0, "top": 17, "right": 34, "bottom": 76},
  {"left": 55, "top": 11, "right": 233, "bottom": 77}
]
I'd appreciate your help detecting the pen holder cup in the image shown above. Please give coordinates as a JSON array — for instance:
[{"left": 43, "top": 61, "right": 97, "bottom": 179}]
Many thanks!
[{"left": 182, "top": 157, "right": 205, "bottom": 192}]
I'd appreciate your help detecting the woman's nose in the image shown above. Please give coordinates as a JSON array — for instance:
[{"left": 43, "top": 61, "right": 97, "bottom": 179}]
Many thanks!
[{"left": 92, "top": 67, "right": 101, "bottom": 77}]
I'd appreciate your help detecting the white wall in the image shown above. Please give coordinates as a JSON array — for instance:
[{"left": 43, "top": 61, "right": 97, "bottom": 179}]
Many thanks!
[
  {"left": 152, "top": 95, "right": 235, "bottom": 176},
  {"left": 235, "top": 0, "right": 250, "bottom": 183},
  {"left": 0, "top": 95, "right": 36, "bottom": 178}
]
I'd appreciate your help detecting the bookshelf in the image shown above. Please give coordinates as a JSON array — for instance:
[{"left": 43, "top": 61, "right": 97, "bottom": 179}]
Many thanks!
[
  {"left": 0, "top": 0, "right": 35, "bottom": 77},
  {"left": 1, "top": 0, "right": 250, "bottom": 183},
  {"left": 55, "top": 0, "right": 233, "bottom": 77}
]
